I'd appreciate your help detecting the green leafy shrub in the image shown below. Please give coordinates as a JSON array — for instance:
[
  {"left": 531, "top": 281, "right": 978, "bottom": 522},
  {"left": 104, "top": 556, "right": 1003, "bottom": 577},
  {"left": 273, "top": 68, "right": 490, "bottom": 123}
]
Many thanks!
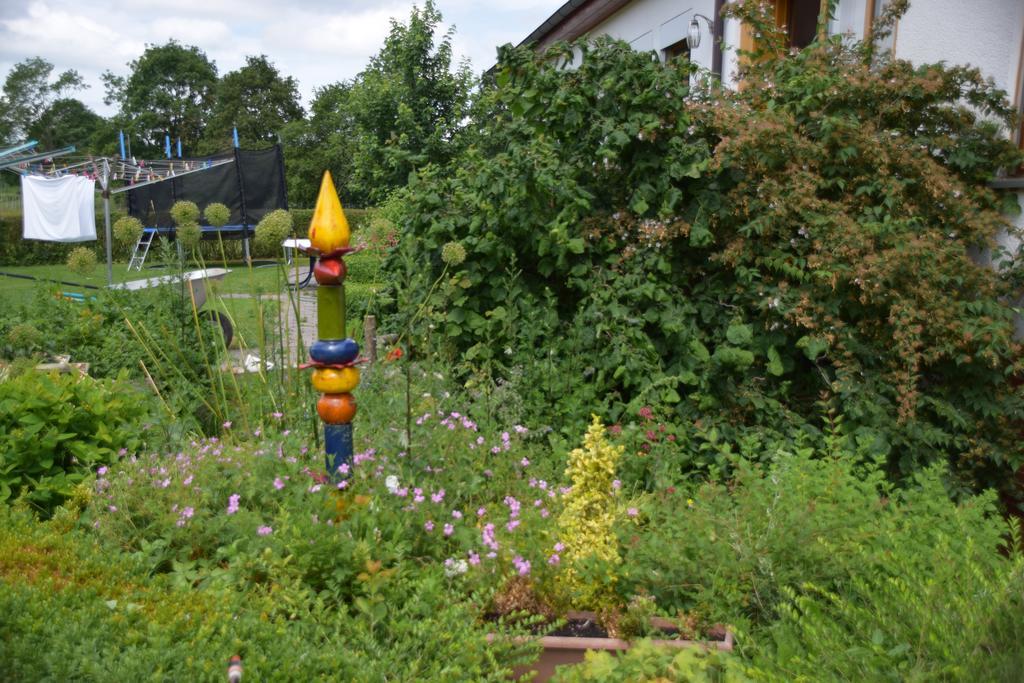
[
  {"left": 0, "top": 370, "right": 150, "bottom": 514},
  {"left": 253, "top": 208, "right": 293, "bottom": 256},
  {"left": 388, "top": 5, "right": 1024, "bottom": 495},
  {"left": 112, "top": 215, "right": 143, "bottom": 248},
  {"left": 203, "top": 202, "right": 231, "bottom": 228},
  {"left": 551, "top": 642, "right": 747, "bottom": 682},
  {"left": 65, "top": 246, "right": 96, "bottom": 275},
  {"left": 619, "top": 429, "right": 1013, "bottom": 637},
  {"left": 749, "top": 530, "right": 1023, "bottom": 681},
  {"left": 0, "top": 284, "right": 218, "bottom": 435},
  {"left": 0, "top": 506, "right": 537, "bottom": 681}
]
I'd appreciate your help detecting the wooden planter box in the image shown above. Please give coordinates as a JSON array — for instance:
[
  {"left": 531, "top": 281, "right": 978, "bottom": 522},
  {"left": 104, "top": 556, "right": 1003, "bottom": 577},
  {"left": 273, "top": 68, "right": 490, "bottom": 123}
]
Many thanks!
[{"left": 502, "top": 611, "right": 734, "bottom": 682}]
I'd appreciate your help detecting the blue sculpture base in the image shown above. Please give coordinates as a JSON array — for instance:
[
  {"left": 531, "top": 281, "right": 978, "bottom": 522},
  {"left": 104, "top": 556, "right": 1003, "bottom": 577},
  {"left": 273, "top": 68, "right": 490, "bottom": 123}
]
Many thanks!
[{"left": 324, "top": 423, "right": 353, "bottom": 475}]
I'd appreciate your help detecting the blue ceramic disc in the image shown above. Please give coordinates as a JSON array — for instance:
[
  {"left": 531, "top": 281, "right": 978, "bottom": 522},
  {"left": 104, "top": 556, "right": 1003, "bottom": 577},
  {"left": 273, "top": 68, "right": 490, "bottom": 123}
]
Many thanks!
[{"left": 310, "top": 338, "right": 359, "bottom": 364}]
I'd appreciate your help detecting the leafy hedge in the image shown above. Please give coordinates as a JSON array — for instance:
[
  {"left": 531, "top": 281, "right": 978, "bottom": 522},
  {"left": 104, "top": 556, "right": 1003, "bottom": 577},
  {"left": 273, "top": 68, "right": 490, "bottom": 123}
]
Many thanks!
[{"left": 385, "top": 2, "right": 1024, "bottom": 495}]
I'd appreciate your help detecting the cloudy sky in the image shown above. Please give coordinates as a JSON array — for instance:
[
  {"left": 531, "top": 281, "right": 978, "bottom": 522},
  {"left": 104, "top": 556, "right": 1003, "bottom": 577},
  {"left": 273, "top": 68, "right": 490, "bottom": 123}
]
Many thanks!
[{"left": 0, "top": 0, "right": 565, "bottom": 116}]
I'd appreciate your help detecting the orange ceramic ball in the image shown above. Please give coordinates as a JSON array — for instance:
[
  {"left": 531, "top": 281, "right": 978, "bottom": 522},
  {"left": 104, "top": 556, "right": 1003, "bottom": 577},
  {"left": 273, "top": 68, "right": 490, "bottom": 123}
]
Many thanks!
[
  {"left": 311, "top": 366, "right": 360, "bottom": 393},
  {"left": 318, "top": 393, "right": 356, "bottom": 424}
]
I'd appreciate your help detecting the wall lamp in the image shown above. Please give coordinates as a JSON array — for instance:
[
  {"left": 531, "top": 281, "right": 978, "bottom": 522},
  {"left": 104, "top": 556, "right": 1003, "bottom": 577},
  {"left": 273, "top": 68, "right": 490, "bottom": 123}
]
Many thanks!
[{"left": 687, "top": 13, "right": 715, "bottom": 50}]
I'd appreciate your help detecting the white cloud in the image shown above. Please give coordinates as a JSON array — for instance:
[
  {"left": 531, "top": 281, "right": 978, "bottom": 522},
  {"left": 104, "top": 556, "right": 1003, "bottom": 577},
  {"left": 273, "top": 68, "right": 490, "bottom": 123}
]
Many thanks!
[{"left": 0, "top": 0, "right": 566, "bottom": 118}]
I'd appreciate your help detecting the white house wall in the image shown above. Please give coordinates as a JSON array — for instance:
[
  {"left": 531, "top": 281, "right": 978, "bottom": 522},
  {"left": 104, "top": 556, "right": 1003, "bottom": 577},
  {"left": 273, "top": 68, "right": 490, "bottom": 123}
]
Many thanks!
[
  {"left": 575, "top": 0, "right": 720, "bottom": 69},
  {"left": 893, "top": 0, "right": 1024, "bottom": 98}
]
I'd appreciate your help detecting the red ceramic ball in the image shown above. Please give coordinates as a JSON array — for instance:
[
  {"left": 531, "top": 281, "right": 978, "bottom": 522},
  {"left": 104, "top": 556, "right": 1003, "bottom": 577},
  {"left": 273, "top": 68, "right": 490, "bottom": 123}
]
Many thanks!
[
  {"left": 313, "top": 257, "right": 347, "bottom": 285},
  {"left": 317, "top": 393, "right": 356, "bottom": 424}
]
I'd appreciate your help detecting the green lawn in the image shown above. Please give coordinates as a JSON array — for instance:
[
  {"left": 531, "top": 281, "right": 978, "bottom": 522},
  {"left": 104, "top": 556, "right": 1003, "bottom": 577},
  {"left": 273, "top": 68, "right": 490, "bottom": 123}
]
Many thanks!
[
  {"left": 0, "top": 253, "right": 385, "bottom": 350},
  {"left": 0, "top": 260, "right": 303, "bottom": 305}
]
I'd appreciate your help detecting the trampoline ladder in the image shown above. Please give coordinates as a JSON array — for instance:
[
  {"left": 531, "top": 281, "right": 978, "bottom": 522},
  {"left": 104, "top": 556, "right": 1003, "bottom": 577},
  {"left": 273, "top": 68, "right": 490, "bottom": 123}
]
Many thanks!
[{"left": 128, "top": 230, "right": 156, "bottom": 272}]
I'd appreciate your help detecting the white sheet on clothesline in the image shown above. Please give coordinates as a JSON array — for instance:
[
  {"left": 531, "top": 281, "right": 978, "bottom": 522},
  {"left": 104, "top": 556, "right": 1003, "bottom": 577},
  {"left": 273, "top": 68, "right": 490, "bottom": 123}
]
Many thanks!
[{"left": 21, "top": 174, "right": 96, "bottom": 242}]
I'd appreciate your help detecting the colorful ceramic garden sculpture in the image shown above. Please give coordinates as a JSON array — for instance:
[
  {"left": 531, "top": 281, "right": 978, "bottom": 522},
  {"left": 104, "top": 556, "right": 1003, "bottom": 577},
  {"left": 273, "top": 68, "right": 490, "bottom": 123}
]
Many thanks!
[{"left": 305, "top": 171, "right": 360, "bottom": 475}]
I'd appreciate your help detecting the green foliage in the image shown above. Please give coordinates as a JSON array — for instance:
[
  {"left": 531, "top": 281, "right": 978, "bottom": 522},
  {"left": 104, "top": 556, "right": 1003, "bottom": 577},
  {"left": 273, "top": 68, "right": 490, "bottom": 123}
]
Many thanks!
[
  {"left": 65, "top": 245, "right": 97, "bottom": 275},
  {"left": 0, "top": 210, "right": 118, "bottom": 266},
  {"left": 388, "top": 19, "right": 1024, "bottom": 493},
  {"left": 202, "top": 55, "right": 303, "bottom": 152},
  {"left": 112, "top": 215, "right": 143, "bottom": 248},
  {"left": 749, "top": 528, "right": 1023, "bottom": 681},
  {"left": 0, "top": 283, "right": 217, "bottom": 434},
  {"left": 102, "top": 41, "right": 218, "bottom": 154},
  {"left": 26, "top": 97, "right": 104, "bottom": 153},
  {"left": 619, "top": 431, "right": 1013, "bottom": 638},
  {"left": 0, "top": 371, "right": 150, "bottom": 514},
  {"left": 0, "top": 506, "right": 536, "bottom": 681},
  {"left": 551, "top": 642, "right": 747, "bottom": 682},
  {"left": 0, "top": 56, "right": 85, "bottom": 142},
  {"left": 283, "top": 1, "right": 472, "bottom": 206},
  {"left": 203, "top": 202, "right": 231, "bottom": 228},
  {"left": 253, "top": 208, "right": 293, "bottom": 256}
]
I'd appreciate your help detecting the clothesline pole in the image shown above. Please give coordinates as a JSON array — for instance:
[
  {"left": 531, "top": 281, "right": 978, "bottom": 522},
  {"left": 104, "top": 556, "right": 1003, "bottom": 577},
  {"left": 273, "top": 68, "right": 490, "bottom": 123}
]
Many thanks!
[{"left": 102, "top": 159, "right": 113, "bottom": 286}]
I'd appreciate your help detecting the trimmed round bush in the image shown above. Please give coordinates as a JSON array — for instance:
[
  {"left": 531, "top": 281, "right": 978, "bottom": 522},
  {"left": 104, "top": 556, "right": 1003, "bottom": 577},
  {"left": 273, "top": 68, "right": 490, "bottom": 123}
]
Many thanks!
[
  {"left": 204, "top": 203, "right": 231, "bottom": 228},
  {"left": 253, "top": 209, "right": 293, "bottom": 256},
  {"left": 170, "top": 201, "right": 200, "bottom": 226},
  {"left": 112, "top": 216, "right": 144, "bottom": 248},
  {"left": 66, "top": 246, "right": 97, "bottom": 275}
]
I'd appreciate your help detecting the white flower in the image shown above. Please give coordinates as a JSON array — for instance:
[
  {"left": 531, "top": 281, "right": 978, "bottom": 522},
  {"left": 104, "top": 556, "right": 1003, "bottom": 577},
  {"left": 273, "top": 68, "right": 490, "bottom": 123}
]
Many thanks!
[
  {"left": 444, "top": 558, "right": 469, "bottom": 577},
  {"left": 385, "top": 475, "right": 400, "bottom": 494}
]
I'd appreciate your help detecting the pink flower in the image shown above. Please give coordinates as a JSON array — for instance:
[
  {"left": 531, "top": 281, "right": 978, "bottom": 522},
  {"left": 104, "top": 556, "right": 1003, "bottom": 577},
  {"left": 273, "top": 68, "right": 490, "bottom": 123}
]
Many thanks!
[
  {"left": 226, "top": 494, "right": 240, "bottom": 515},
  {"left": 223, "top": 420, "right": 232, "bottom": 429},
  {"left": 272, "top": 411, "right": 283, "bottom": 419},
  {"left": 257, "top": 525, "right": 273, "bottom": 536},
  {"left": 468, "top": 551, "right": 481, "bottom": 566},
  {"left": 431, "top": 489, "right": 445, "bottom": 504},
  {"left": 337, "top": 463, "right": 350, "bottom": 475},
  {"left": 337, "top": 480, "right": 348, "bottom": 489},
  {"left": 97, "top": 466, "right": 108, "bottom": 476},
  {"left": 308, "top": 484, "right": 322, "bottom": 493},
  {"left": 476, "top": 507, "right": 486, "bottom": 517},
  {"left": 554, "top": 542, "right": 565, "bottom": 552},
  {"left": 107, "top": 505, "right": 117, "bottom": 512},
  {"left": 627, "top": 507, "right": 639, "bottom": 517},
  {"left": 548, "top": 554, "right": 560, "bottom": 565},
  {"left": 612, "top": 480, "right": 621, "bottom": 490},
  {"left": 424, "top": 520, "right": 435, "bottom": 532},
  {"left": 638, "top": 406, "right": 654, "bottom": 420},
  {"left": 520, "top": 458, "right": 530, "bottom": 467},
  {"left": 506, "top": 519, "right": 520, "bottom": 532},
  {"left": 452, "top": 510, "right": 463, "bottom": 519},
  {"left": 273, "top": 477, "right": 285, "bottom": 490},
  {"left": 183, "top": 475, "right": 194, "bottom": 486},
  {"left": 513, "top": 556, "right": 531, "bottom": 576},
  {"left": 443, "top": 523, "right": 454, "bottom": 536}
]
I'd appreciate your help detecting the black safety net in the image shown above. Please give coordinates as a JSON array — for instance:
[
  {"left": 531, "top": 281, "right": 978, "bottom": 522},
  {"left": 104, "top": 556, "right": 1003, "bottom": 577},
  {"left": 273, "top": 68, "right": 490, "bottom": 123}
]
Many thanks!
[{"left": 126, "top": 146, "right": 287, "bottom": 230}]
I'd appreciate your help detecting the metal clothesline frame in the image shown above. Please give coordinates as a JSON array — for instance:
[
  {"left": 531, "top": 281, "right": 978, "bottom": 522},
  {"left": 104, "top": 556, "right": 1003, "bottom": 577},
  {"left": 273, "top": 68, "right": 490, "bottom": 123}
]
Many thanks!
[{"left": 8, "top": 148, "right": 234, "bottom": 285}]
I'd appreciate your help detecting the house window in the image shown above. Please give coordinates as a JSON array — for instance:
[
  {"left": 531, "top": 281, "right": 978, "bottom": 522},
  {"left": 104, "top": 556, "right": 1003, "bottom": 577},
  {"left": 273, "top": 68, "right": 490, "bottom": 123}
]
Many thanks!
[
  {"left": 663, "top": 38, "right": 690, "bottom": 64},
  {"left": 778, "top": 0, "right": 821, "bottom": 49}
]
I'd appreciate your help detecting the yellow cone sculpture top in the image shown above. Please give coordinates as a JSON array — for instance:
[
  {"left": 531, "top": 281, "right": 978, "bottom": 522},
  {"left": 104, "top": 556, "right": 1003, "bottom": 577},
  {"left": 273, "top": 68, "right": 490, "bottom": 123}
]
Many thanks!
[{"left": 308, "top": 171, "right": 351, "bottom": 253}]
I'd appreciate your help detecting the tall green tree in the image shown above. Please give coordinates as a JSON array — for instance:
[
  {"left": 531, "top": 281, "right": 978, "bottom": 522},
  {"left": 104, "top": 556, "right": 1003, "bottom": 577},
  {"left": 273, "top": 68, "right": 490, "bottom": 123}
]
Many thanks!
[
  {"left": 281, "top": 82, "right": 356, "bottom": 206},
  {"left": 287, "top": 1, "right": 472, "bottom": 206},
  {"left": 27, "top": 98, "right": 104, "bottom": 152},
  {"left": 203, "top": 55, "right": 304, "bottom": 152},
  {"left": 0, "top": 57, "right": 85, "bottom": 143},
  {"left": 102, "top": 41, "right": 218, "bottom": 155}
]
